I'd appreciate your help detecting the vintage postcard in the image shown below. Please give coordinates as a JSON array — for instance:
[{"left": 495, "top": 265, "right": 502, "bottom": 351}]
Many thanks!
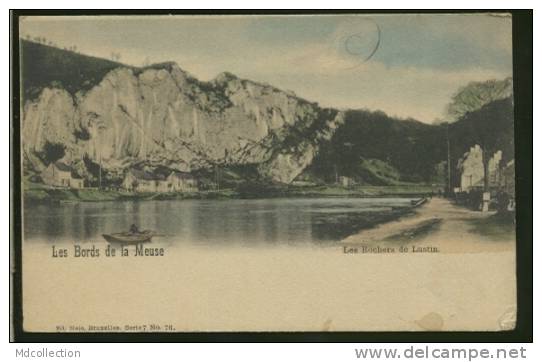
[{"left": 13, "top": 13, "right": 518, "bottom": 333}]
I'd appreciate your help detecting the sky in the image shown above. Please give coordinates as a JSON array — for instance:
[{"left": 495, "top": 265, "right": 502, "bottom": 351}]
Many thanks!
[{"left": 20, "top": 14, "right": 513, "bottom": 123}]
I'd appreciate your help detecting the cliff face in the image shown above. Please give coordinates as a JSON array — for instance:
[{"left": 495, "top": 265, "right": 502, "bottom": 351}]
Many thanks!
[
  {"left": 22, "top": 42, "right": 513, "bottom": 187},
  {"left": 22, "top": 63, "right": 343, "bottom": 184}
]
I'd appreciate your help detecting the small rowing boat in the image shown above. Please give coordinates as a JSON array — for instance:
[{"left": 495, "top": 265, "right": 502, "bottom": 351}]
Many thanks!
[{"left": 102, "top": 230, "right": 153, "bottom": 245}]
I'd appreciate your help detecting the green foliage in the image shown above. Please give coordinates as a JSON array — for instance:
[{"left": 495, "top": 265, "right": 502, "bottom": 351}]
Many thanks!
[
  {"left": 21, "top": 40, "right": 126, "bottom": 102},
  {"left": 449, "top": 97, "right": 514, "bottom": 161},
  {"left": 38, "top": 141, "right": 65, "bottom": 165},
  {"left": 358, "top": 158, "right": 403, "bottom": 185},
  {"left": 447, "top": 78, "right": 513, "bottom": 120},
  {"left": 309, "top": 96, "right": 513, "bottom": 187},
  {"left": 236, "top": 181, "right": 287, "bottom": 198},
  {"left": 83, "top": 154, "right": 100, "bottom": 179},
  {"left": 193, "top": 164, "right": 261, "bottom": 190},
  {"left": 448, "top": 97, "right": 515, "bottom": 187},
  {"left": 431, "top": 161, "right": 447, "bottom": 184},
  {"left": 309, "top": 109, "right": 447, "bottom": 183}
]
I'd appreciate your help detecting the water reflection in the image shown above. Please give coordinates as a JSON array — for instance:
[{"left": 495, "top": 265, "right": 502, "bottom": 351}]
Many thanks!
[{"left": 23, "top": 198, "right": 414, "bottom": 245}]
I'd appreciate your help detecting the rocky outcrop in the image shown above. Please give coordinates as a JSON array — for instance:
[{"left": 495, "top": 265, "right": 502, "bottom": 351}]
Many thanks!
[{"left": 22, "top": 63, "right": 343, "bottom": 183}]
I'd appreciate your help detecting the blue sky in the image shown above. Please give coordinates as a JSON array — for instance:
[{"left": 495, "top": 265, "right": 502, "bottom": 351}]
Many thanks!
[{"left": 20, "top": 14, "right": 512, "bottom": 123}]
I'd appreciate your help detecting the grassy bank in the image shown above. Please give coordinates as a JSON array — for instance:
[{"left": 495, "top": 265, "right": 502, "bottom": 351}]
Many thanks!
[
  {"left": 23, "top": 187, "right": 239, "bottom": 203},
  {"left": 284, "top": 184, "right": 439, "bottom": 198},
  {"left": 24, "top": 187, "right": 130, "bottom": 202}
]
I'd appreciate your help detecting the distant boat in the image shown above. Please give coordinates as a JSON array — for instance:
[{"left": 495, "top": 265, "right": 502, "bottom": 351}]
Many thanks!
[
  {"left": 102, "top": 230, "right": 153, "bottom": 245},
  {"left": 410, "top": 198, "right": 428, "bottom": 207}
]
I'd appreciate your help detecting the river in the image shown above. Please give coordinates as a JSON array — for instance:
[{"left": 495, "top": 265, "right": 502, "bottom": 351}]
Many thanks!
[{"left": 23, "top": 197, "right": 416, "bottom": 246}]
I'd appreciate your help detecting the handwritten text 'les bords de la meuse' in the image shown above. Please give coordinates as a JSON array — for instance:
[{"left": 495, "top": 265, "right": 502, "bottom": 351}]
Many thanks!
[{"left": 51, "top": 244, "right": 165, "bottom": 258}]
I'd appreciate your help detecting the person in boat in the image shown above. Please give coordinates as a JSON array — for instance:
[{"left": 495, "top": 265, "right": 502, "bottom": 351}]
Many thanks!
[{"left": 129, "top": 223, "right": 141, "bottom": 234}]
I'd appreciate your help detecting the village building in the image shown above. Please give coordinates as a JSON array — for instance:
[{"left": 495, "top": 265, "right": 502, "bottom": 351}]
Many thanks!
[
  {"left": 41, "top": 161, "right": 84, "bottom": 189},
  {"left": 122, "top": 169, "right": 198, "bottom": 193},
  {"left": 456, "top": 145, "right": 502, "bottom": 191},
  {"left": 338, "top": 176, "right": 354, "bottom": 187},
  {"left": 487, "top": 150, "right": 503, "bottom": 186},
  {"left": 166, "top": 171, "right": 198, "bottom": 192},
  {"left": 457, "top": 145, "right": 484, "bottom": 191},
  {"left": 122, "top": 169, "right": 162, "bottom": 193},
  {"left": 500, "top": 160, "right": 515, "bottom": 195}
]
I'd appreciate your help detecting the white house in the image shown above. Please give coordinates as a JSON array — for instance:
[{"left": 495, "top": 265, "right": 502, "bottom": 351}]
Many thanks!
[
  {"left": 500, "top": 160, "right": 515, "bottom": 195},
  {"left": 457, "top": 145, "right": 484, "bottom": 191},
  {"left": 122, "top": 169, "right": 162, "bottom": 193},
  {"left": 338, "top": 176, "right": 354, "bottom": 187},
  {"left": 41, "top": 161, "right": 84, "bottom": 189},
  {"left": 122, "top": 169, "right": 198, "bottom": 193},
  {"left": 457, "top": 145, "right": 502, "bottom": 191},
  {"left": 166, "top": 171, "right": 198, "bottom": 192}
]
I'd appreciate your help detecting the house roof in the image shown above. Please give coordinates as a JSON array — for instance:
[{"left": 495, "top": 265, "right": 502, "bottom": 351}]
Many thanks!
[
  {"left": 54, "top": 161, "right": 72, "bottom": 172},
  {"left": 169, "top": 171, "right": 196, "bottom": 180},
  {"left": 128, "top": 168, "right": 165, "bottom": 181},
  {"left": 53, "top": 161, "right": 83, "bottom": 179}
]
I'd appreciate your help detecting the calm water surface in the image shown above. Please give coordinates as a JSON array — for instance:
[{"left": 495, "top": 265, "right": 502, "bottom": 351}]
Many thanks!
[{"left": 24, "top": 198, "right": 415, "bottom": 245}]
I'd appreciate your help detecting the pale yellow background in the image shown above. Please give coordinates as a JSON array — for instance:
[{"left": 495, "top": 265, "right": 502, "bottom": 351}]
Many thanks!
[{"left": 22, "top": 242, "right": 516, "bottom": 332}]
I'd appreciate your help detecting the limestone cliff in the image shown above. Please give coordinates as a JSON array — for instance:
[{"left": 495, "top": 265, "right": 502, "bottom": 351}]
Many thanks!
[{"left": 22, "top": 63, "right": 343, "bottom": 184}]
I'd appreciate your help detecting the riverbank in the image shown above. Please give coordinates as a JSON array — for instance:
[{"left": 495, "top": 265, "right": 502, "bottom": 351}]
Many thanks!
[
  {"left": 23, "top": 187, "right": 237, "bottom": 203},
  {"left": 342, "top": 198, "right": 515, "bottom": 252},
  {"left": 23, "top": 182, "right": 439, "bottom": 204}
]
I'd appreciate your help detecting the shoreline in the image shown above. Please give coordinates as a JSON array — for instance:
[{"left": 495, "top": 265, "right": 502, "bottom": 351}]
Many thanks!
[
  {"left": 22, "top": 184, "right": 439, "bottom": 204},
  {"left": 342, "top": 198, "right": 515, "bottom": 252}
]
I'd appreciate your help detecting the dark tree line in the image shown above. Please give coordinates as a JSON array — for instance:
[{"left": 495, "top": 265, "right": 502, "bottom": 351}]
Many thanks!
[
  {"left": 448, "top": 97, "right": 514, "bottom": 191},
  {"left": 307, "top": 95, "right": 513, "bottom": 187}
]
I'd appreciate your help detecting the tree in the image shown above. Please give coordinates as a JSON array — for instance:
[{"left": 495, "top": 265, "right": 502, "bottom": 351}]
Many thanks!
[
  {"left": 39, "top": 141, "right": 65, "bottom": 164},
  {"left": 447, "top": 78, "right": 513, "bottom": 120},
  {"left": 450, "top": 97, "right": 514, "bottom": 191}
]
